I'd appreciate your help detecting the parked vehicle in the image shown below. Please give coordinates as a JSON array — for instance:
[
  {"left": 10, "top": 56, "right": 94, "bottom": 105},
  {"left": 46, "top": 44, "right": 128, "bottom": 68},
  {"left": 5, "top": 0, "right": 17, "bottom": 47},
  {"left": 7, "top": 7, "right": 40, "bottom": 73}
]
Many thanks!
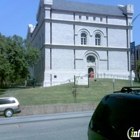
[
  {"left": 0, "top": 97, "right": 21, "bottom": 117},
  {"left": 88, "top": 86, "right": 140, "bottom": 140}
]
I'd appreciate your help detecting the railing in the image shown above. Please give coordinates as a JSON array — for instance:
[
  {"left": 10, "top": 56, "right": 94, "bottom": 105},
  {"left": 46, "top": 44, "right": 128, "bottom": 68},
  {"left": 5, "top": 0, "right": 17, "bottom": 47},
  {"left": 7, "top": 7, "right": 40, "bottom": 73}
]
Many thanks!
[
  {"left": 53, "top": 73, "right": 133, "bottom": 87},
  {"left": 61, "top": 73, "right": 131, "bottom": 84},
  {"left": 97, "top": 73, "right": 130, "bottom": 80}
]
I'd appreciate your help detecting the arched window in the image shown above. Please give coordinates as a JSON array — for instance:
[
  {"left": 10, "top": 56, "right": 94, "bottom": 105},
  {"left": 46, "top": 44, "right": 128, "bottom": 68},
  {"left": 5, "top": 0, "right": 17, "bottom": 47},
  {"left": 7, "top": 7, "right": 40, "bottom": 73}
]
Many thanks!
[
  {"left": 95, "top": 34, "right": 101, "bottom": 46},
  {"left": 87, "top": 56, "right": 95, "bottom": 63},
  {"left": 81, "top": 33, "right": 87, "bottom": 45}
]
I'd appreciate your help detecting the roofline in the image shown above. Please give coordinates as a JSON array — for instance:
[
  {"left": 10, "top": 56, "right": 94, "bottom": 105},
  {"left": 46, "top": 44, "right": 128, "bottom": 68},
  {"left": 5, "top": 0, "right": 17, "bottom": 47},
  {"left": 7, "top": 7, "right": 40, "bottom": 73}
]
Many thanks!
[{"left": 51, "top": 8, "right": 125, "bottom": 18}]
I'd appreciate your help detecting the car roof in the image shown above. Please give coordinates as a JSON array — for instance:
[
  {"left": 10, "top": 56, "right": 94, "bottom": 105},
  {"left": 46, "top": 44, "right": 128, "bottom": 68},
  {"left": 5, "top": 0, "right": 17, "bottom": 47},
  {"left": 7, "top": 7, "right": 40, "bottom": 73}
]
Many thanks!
[
  {"left": 0, "top": 97, "right": 17, "bottom": 100},
  {"left": 106, "top": 93, "right": 140, "bottom": 100}
]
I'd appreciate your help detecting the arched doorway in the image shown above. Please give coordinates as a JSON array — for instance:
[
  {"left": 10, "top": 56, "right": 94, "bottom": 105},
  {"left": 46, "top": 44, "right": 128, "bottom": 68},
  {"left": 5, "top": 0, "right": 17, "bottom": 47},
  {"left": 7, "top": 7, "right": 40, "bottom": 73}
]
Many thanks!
[
  {"left": 85, "top": 51, "right": 99, "bottom": 79},
  {"left": 88, "top": 68, "right": 94, "bottom": 78}
]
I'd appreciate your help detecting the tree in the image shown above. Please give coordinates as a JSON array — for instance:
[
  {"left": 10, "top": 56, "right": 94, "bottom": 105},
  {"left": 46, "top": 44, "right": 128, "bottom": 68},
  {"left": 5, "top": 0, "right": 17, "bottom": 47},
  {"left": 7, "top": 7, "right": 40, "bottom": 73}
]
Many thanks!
[
  {"left": 0, "top": 34, "right": 40, "bottom": 86},
  {"left": 136, "top": 60, "right": 140, "bottom": 72},
  {"left": 135, "top": 60, "right": 140, "bottom": 80},
  {"left": 0, "top": 34, "right": 12, "bottom": 86}
]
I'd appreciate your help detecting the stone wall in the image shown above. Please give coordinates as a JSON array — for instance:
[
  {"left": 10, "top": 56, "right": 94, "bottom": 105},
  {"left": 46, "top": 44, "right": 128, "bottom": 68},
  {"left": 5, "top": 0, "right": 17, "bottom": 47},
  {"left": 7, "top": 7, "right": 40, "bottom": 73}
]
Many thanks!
[{"left": 15, "top": 103, "right": 98, "bottom": 116}]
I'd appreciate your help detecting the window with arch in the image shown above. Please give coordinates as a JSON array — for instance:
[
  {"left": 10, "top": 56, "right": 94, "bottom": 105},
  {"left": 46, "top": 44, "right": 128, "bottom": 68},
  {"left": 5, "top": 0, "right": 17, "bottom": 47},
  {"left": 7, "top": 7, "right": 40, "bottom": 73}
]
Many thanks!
[
  {"left": 95, "top": 34, "right": 101, "bottom": 46},
  {"left": 87, "top": 56, "right": 95, "bottom": 63},
  {"left": 81, "top": 33, "right": 87, "bottom": 45}
]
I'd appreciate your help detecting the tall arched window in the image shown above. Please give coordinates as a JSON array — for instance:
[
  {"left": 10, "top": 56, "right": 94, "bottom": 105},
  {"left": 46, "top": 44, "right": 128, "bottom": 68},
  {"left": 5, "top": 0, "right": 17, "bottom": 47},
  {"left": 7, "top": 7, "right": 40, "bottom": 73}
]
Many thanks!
[
  {"left": 81, "top": 33, "right": 87, "bottom": 45},
  {"left": 95, "top": 34, "right": 101, "bottom": 46},
  {"left": 87, "top": 56, "right": 95, "bottom": 63}
]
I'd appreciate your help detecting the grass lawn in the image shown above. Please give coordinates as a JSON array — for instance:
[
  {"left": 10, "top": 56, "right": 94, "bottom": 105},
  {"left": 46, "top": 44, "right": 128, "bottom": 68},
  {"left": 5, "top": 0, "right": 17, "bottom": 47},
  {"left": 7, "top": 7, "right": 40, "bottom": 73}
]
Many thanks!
[{"left": 0, "top": 78, "right": 139, "bottom": 106}]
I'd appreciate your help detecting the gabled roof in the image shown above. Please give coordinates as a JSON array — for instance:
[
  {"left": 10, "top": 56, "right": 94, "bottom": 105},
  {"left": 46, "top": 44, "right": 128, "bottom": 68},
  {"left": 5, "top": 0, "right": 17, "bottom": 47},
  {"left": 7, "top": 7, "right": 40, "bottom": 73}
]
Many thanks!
[{"left": 52, "top": 0, "right": 124, "bottom": 16}]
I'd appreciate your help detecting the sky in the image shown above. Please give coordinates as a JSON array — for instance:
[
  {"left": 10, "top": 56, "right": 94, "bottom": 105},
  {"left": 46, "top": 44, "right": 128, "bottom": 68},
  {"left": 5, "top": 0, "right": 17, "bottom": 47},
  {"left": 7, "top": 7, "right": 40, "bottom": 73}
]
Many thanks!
[{"left": 0, "top": 0, "right": 140, "bottom": 45}]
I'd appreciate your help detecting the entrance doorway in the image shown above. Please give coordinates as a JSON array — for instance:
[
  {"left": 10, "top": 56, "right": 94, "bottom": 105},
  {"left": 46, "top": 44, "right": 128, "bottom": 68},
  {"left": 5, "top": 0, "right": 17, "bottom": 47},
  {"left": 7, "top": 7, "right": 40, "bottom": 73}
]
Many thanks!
[{"left": 88, "top": 68, "right": 94, "bottom": 78}]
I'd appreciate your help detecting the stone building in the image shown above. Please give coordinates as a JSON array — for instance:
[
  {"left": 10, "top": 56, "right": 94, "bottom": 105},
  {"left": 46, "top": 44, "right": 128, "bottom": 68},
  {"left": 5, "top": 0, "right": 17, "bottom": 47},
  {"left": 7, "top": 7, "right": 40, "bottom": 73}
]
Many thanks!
[
  {"left": 27, "top": 0, "right": 134, "bottom": 87},
  {"left": 135, "top": 45, "right": 140, "bottom": 79}
]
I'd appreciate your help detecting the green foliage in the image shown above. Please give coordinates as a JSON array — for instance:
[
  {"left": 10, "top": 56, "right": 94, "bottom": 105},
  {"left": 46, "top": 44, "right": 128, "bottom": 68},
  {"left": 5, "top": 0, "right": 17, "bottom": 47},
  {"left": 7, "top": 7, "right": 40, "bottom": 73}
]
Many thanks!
[
  {"left": 0, "top": 33, "right": 40, "bottom": 86},
  {"left": 136, "top": 60, "right": 140, "bottom": 73}
]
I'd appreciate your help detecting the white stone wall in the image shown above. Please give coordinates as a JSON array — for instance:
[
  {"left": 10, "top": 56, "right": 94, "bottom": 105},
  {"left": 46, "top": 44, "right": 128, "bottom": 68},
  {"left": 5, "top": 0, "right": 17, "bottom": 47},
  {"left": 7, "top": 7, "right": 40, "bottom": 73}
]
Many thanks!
[
  {"left": 52, "top": 49, "right": 74, "bottom": 70},
  {"left": 108, "top": 28, "right": 127, "bottom": 47},
  {"left": 45, "top": 23, "right": 51, "bottom": 44},
  {"left": 76, "top": 59, "right": 85, "bottom": 70},
  {"left": 52, "top": 11, "right": 73, "bottom": 20},
  {"left": 108, "top": 17, "right": 126, "bottom": 25},
  {"left": 108, "top": 51, "right": 128, "bottom": 71},
  {"left": 45, "top": 48, "right": 51, "bottom": 70},
  {"left": 98, "top": 51, "right": 107, "bottom": 60},
  {"left": 52, "top": 23, "right": 74, "bottom": 45},
  {"left": 43, "top": 69, "right": 87, "bottom": 86},
  {"left": 75, "top": 50, "right": 86, "bottom": 59},
  {"left": 99, "top": 61, "right": 108, "bottom": 71}
]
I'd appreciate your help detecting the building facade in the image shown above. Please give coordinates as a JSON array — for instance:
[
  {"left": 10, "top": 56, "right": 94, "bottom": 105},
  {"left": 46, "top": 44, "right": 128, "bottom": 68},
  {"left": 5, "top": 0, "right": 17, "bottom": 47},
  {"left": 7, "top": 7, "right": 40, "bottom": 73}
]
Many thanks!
[
  {"left": 27, "top": 0, "right": 134, "bottom": 87},
  {"left": 135, "top": 45, "right": 140, "bottom": 79}
]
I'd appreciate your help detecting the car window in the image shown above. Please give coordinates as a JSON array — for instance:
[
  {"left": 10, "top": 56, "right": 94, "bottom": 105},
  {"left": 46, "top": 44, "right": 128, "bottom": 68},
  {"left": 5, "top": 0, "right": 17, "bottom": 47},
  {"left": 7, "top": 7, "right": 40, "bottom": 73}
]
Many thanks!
[{"left": 0, "top": 99, "right": 15, "bottom": 104}]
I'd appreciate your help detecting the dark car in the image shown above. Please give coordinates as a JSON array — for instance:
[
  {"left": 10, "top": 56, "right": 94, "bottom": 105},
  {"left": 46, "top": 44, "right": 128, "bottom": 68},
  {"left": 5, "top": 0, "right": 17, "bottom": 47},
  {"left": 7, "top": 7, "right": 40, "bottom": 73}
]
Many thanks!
[{"left": 88, "top": 86, "right": 140, "bottom": 140}]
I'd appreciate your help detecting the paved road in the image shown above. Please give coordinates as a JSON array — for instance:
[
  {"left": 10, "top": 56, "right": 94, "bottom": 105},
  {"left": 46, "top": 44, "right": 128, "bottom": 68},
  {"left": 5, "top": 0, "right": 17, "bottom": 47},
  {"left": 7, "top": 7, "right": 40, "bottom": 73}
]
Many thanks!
[{"left": 0, "top": 116, "right": 91, "bottom": 140}]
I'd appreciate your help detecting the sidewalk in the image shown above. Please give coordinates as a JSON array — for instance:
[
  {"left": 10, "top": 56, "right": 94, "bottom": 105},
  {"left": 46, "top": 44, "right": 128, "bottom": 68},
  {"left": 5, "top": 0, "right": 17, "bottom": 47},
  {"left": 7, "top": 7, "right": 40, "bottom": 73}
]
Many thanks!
[{"left": 0, "top": 111, "right": 93, "bottom": 125}]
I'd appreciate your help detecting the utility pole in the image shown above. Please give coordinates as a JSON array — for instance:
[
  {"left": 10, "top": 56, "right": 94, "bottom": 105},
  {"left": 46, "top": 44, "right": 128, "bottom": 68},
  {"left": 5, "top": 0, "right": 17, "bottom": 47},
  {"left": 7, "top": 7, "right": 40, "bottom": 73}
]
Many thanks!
[{"left": 129, "top": 14, "right": 140, "bottom": 86}]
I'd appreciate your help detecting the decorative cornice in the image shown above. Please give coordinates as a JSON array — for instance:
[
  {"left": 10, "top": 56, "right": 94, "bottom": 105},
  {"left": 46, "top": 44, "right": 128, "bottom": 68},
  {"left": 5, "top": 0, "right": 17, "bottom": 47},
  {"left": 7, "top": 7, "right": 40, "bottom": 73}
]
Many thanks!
[
  {"left": 43, "top": 44, "right": 130, "bottom": 51},
  {"left": 44, "top": 18, "right": 131, "bottom": 28}
]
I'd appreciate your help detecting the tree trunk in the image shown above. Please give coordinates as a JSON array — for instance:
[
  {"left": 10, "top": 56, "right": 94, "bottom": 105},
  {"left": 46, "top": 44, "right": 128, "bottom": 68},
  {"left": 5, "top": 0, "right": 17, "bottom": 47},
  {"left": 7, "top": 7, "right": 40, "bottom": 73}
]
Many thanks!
[{"left": 1, "top": 76, "right": 6, "bottom": 87}]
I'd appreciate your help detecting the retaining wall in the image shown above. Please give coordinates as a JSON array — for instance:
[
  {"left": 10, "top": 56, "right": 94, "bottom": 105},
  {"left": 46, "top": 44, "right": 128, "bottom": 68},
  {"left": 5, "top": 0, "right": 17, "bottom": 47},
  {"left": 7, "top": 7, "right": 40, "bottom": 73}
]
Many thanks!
[{"left": 15, "top": 103, "right": 98, "bottom": 116}]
